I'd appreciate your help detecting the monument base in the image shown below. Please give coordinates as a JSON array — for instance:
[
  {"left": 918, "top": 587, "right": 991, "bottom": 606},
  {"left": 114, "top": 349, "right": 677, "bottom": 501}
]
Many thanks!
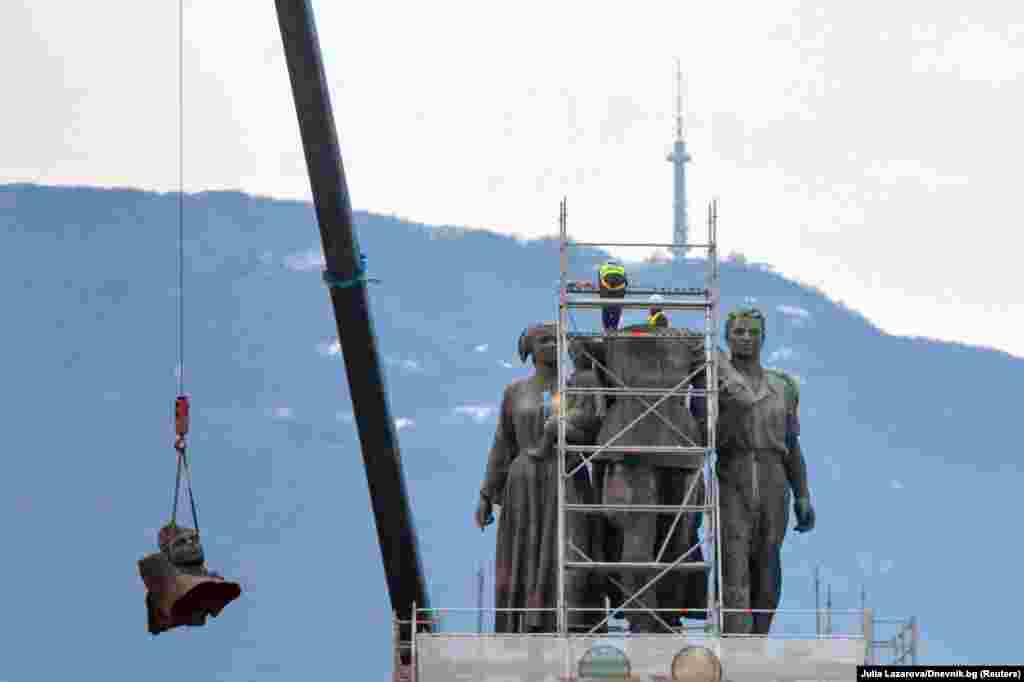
[{"left": 412, "top": 633, "right": 866, "bottom": 681}]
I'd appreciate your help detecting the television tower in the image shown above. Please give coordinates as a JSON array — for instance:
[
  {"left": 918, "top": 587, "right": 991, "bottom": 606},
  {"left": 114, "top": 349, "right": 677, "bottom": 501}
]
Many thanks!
[{"left": 667, "top": 58, "right": 691, "bottom": 261}]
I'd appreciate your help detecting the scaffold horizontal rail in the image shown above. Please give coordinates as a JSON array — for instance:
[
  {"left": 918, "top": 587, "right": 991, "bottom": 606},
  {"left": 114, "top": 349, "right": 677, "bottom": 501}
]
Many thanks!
[
  {"left": 565, "top": 285, "right": 708, "bottom": 297},
  {"left": 562, "top": 386, "right": 714, "bottom": 397},
  {"left": 565, "top": 503, "right": 712, "bottom": 513},
  {"left": 565, "top": 561, "right": 710, "bottom": 571},
  {"left": 563, "top": 297, "right": 711, "bottom": 311},
  {"left": 564, "top": 444, "right": 709, "bottom": 455},
  {"left": 567, "top": 241, "right": 714, "bottom": 249},
  {"left": 565, "top": 331, "right": 708, "bottom": 340}
]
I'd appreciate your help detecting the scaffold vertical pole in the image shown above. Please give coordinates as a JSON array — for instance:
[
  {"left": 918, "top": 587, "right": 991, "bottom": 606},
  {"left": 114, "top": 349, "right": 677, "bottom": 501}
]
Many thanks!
[
  {"left": 392, "top": 610, "right": 400, "bottom": 682},
  {"left": 410, "top": 601, "right": 417, "bottom": 682},
  {"left": 816, "top": 565, "right": 822, "bottom": 636},
  {"left": 476, "top": 564, "right": 484, "bottom": 634},
  {"left": 863, "top": 608, "right": 874, "bottom": 664},
  {"left": 557, "top": 196, "right": 568, "bottom": 636},
  {"left": 708, "top": 198, "right": 723, "bottom": 635},
  {"left": 910, "top": 616, "right": 919, "bottom": 665}
]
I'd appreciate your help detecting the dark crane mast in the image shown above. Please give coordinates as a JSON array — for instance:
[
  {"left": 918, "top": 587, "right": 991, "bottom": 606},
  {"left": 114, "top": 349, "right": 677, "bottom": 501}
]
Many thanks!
[{"left": 273, "top": 0, "right": 431, "bottom": 651}]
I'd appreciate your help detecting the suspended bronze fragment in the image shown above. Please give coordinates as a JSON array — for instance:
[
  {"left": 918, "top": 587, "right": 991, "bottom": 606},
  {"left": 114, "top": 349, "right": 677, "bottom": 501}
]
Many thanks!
[{"left": 138, "top": 524, "right": 241, "bottom": 635}]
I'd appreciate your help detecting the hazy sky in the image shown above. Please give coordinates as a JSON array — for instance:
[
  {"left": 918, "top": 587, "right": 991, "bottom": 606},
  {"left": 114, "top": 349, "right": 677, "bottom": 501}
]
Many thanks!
[{"left": 5, "top": 1, "right": 1023, "bottom": 356}]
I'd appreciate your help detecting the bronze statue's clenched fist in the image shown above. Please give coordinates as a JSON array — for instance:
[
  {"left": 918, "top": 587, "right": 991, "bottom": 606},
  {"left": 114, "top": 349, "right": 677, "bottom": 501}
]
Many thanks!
[
  {"left": 474, "top": 495, "right": 494, "bottom": 530},
  {"left": 794, "top": 497, "right": 815, "bottom": 532}
]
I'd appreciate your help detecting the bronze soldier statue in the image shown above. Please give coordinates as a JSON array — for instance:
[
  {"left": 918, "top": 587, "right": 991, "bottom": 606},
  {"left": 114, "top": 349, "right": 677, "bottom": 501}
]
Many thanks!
[
  {"left": 716, "top": 307, "right": 815, "bottom": 635},
  {"left": 474, "top": 323, "right": 603, "bottom": 632}
]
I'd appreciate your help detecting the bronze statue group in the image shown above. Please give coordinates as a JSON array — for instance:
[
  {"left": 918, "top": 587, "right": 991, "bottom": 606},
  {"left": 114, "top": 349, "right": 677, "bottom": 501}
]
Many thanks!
[{"left": 475, "top": 305, "right": 816, "bottom": 635}]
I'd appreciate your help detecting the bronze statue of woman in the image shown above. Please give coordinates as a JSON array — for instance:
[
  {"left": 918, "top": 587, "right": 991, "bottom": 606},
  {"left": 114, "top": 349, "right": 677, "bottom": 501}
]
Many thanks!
[
  {"left": 474, "top": 323, "right": 602, "bottom": 632},
  {"left": 716, "top": 307, "right": 816, "bottom": 635}
]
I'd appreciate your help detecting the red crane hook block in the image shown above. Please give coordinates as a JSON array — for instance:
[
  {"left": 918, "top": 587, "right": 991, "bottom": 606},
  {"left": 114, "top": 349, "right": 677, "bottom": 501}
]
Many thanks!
[{"left": 175, "top": 395, "right": 190, "bottom": 437}]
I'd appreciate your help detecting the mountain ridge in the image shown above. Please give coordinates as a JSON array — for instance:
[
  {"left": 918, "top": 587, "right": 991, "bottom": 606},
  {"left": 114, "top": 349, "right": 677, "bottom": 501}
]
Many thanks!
[{"left": 1, "top": 182, "right": 1017, "bottom": 677}]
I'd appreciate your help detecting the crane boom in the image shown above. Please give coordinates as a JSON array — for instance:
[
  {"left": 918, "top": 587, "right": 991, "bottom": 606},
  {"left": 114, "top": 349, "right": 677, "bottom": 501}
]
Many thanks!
[{"left": 273, "top": 0, "right": 431, "bottom": 645}]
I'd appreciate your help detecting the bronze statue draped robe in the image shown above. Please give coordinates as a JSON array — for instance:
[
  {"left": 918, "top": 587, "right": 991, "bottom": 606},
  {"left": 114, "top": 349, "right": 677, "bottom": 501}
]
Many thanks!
[{"left": 480, "top": 373, "right": 603, "bottom": 633}]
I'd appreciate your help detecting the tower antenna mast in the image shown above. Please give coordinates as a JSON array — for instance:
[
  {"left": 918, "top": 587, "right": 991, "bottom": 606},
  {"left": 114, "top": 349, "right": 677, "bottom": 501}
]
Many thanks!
[
  {"left": 675, "top": 57, "right": 683, "bottom": 142},
  {"left": 668, "top": 58, "right": 692, "bottom": 264}
]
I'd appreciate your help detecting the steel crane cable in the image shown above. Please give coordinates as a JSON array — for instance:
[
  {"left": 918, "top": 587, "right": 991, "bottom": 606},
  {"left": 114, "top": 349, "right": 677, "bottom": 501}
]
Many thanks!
[{"left": 171, "top": 0, "right": 199, "bottom": 534}]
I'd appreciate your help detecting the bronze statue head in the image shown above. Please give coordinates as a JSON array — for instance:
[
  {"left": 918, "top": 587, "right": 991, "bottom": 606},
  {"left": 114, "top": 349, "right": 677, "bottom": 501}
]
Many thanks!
[
  {"left": 158, "top": 522, "right": 205, "bottom": 567},
  {"left": 518, "top": 322, "right": 557, "bottom": 367},
  {"left": 725, "top": 307, "right": 766, "bottom": 359}
]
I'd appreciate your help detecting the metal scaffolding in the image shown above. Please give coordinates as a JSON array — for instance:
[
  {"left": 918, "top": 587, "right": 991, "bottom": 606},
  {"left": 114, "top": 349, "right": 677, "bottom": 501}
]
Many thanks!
[
  {"left": 555, "top": 197, "right": 722, "bottom": 636},
  {"left": 392, "top": 192, "right": 924, "bottom": 675},
  {"left": 868, "top": 615, "right": 919, "bottom": 665}
]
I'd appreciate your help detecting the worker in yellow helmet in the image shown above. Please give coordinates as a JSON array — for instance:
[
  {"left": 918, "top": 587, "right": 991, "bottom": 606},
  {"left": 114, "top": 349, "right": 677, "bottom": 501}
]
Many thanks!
[
  {"left": 647, "top": 294, "right": 667, "bottom": 328},
  {"left": 597, "top": 260, "right": 627, "bottom": 331},
  {"left": 598, "top": 260, "right": 627, "bottom": 293}
]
